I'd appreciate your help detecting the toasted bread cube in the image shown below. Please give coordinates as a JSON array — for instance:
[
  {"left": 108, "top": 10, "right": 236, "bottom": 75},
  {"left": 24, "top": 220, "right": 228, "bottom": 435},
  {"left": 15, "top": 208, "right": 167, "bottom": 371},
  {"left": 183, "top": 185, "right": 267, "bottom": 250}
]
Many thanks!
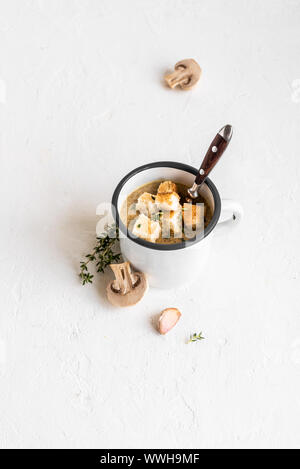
[
  {"left": 132, "top": 214, "right": 161, "bottom": 243},
  {"left": 158, "top": 181, "right": 178, "bottom": 194},
  {"left": 162, "top": 210, "right": 182, "bottom": 237},
  {"left": 169, "top": 210, "right": 183, "bottom": 235},
  {"left": 155, "top": 192, "right": 180, "bottom": 212},
  {"left": 182, "top": 203, "right": 206, "bottom": 230},
  {"left": 136, "top": 192, "right": 156, "bottom": 216}
]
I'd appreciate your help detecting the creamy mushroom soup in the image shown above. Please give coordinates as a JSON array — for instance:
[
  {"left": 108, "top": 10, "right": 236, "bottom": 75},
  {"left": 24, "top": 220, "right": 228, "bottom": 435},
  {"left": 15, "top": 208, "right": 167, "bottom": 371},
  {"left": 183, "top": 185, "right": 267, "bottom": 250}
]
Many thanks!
[{"left": 121, "top": 180, "right": 212, "bottom": 245}]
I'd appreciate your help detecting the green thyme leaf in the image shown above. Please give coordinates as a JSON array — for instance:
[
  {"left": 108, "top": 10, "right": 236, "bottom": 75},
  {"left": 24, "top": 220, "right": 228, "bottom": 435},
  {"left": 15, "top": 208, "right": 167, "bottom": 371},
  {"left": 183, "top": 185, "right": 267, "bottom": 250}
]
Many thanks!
[
  {"left": 79, "top": 224, "right": 121, "bottom": 285},
  {"left": 187, "top": 332, "right": 205, "bottom": 344}
]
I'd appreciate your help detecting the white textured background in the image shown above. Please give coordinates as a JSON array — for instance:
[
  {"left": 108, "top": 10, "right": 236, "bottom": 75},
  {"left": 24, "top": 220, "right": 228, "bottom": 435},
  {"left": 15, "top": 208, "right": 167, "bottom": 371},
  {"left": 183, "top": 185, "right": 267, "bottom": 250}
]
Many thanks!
[{"left": 1, "top": 0, "right": 300, "bottom": 449}]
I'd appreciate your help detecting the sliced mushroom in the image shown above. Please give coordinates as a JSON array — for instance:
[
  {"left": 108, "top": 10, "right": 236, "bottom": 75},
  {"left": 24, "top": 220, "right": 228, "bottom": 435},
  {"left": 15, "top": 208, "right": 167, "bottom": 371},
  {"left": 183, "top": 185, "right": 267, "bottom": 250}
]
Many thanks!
[
  {"left": 158, "top": 308, "right": 182, "bottom": 335},
  {"left": 165, "top": 59, "right": 202, "bottom": 90},
  {"left": 107, "top": 262, "right": 148, "bottom": 307}
]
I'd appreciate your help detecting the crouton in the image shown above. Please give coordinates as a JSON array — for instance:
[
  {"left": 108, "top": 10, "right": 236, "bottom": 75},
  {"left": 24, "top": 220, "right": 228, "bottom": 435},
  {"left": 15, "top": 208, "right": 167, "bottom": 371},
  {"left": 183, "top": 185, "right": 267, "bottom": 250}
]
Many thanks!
[
  {"left": 132, "top": 214, "right": 161, "bottom": 243},
  {"left": 136, "top": 192, "right": 157, "bottom": 216},
  {"left": 162, "top": 210, "right": 182, "bottom": 238},
  {"left": 182, "top": 203, "right": 206, "bottom": 230},
  {"left": 155, "top": 192, "right": 180, "bottom": 212},
  {"left": 158, "top": 181, "right": 177, "bottom": 194}
]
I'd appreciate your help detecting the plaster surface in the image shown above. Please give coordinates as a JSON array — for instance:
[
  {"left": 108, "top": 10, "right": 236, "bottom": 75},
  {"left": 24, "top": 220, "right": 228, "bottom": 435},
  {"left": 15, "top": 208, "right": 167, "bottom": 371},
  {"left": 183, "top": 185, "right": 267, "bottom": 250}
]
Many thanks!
[{"left": 1, "top": 0, "right": 300, "bottom": 449}]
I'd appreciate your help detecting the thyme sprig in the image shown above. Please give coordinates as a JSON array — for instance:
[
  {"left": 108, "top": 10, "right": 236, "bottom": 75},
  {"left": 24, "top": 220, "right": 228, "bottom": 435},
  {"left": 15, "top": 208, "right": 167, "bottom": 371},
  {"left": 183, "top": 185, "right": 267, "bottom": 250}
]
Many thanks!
[
  {"left": 79, "top": 224, "right": 121, "bottom": 285},
  {"left": 187, "top": 332, "right": 205, "bottom": 344}
]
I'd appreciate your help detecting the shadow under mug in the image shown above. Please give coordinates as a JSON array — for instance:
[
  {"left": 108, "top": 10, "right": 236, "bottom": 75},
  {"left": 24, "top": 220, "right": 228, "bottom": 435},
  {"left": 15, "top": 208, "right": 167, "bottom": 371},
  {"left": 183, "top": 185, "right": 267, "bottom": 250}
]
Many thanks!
[{"left": 112, "top": 162, "right": 243, "bottom": 289}]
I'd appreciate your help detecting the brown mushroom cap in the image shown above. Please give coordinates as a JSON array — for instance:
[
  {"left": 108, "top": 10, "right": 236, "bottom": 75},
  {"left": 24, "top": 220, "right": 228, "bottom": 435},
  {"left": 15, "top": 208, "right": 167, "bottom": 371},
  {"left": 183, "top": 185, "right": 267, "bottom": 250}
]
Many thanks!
[
  {"left": 175, "top": 59, "right": 201, "bottom": 89},
  {"left": 165, "top": 59, "right": 202, "bottom": 90},
  {"left": 107, "top": 262, "right": 148, "bottom": 307}
]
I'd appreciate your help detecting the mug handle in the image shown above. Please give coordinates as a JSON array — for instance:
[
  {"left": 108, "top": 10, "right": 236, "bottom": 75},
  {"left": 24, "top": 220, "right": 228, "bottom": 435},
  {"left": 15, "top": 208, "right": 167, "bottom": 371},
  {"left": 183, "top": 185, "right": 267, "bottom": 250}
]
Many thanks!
[{"left": 214, "top": 199, "right": 243, "bottom": 235}]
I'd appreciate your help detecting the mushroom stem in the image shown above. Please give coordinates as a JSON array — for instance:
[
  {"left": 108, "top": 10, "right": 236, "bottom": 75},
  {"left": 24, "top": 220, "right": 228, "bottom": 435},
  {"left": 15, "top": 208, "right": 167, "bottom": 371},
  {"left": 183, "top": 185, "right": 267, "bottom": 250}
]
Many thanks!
[
  {"left": 165, "top": 67, "right": 189, "bottom": 89},
  {"left": 165, "top": 59, "right": 201, "bottom": 90},
  {"left": 110, "top": 262, "right": 138, "bottom": 295},
  {"left": 107, "top": 263, "right": 148, "bottom": 307}
]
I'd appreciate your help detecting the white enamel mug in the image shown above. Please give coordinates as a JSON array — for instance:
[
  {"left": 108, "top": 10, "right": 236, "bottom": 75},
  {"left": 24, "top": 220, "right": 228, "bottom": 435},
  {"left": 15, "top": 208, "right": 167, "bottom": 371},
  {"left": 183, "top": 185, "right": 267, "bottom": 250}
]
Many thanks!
[{"left": 112, "top": 162, "right": 243, "bottom": 289}]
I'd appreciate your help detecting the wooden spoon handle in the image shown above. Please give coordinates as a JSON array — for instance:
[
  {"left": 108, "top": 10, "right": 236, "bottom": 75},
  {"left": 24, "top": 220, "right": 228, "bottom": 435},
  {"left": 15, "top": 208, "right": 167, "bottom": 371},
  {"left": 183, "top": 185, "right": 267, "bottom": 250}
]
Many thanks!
[{"left": 195, "top": 125, "right": 233, "bottom": 186}]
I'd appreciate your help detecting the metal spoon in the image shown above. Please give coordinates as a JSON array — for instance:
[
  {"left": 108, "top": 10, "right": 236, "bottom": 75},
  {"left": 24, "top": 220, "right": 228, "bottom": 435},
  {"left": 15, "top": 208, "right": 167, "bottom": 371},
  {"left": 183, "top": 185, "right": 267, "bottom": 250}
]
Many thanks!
[{"left": 187, "top": 125, "right": 233, "bottom": 201}]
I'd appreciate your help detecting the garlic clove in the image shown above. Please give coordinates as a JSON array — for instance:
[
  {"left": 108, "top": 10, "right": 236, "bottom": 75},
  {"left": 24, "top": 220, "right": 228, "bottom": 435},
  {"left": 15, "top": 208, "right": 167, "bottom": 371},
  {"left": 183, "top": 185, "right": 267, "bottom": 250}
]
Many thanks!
[{"left": 158, "top": 308, "right": 182, "bottom": 335}]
